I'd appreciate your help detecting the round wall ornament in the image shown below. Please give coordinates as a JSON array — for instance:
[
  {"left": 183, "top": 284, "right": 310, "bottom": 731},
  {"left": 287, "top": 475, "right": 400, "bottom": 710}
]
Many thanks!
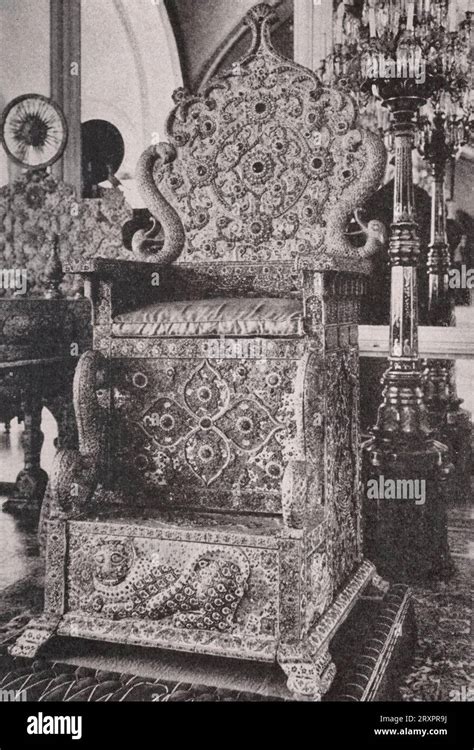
[{"left": 0, "top": 93, "right": 68, "bottom": 169}]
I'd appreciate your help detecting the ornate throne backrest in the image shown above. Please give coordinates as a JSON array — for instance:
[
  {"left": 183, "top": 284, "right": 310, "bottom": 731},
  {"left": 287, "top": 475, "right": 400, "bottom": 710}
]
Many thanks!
[{"left": 135, "top": 3, "right": 386, "bottom": 288}]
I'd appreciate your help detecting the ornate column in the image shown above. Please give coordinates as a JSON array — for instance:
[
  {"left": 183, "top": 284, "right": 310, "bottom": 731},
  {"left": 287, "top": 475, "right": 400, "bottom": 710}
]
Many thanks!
[
  {"left": 421, "top": 114, "right": 472, "bottom": 500},
  {"left": 369, "top": 100, "right": 433, "bottom": 447},
  {"left": 363, "top": 96, "right": 453, "bottom": 582},
  {"left": 326, "top": 0, "right": 472, "bottom": 579},
  {"left": 426, "top": 118, "right": 452, "bottom": 327}
]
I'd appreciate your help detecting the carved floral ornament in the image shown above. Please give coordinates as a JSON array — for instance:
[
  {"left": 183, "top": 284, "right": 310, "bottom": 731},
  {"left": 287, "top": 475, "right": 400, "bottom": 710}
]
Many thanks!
[
  {"left": 134, "top": 3, "right": 386, "bottom": 269},
  {"left": 137, "top": 359, "right": 284, "bottom": 486},
  {"left": 0, "top": 171, "right": 133, "bottom": 297}
]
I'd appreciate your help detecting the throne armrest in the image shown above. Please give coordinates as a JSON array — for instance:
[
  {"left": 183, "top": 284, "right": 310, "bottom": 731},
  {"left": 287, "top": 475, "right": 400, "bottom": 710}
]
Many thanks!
[
  {"left": 65, "top": 258, "right": 169, "bottom": 323},
  {"left": 65, "top": 257, "right": 167, "bottom": 278},
  {"left": 41, "top": 350, "right": 108, "bottom": 533}
]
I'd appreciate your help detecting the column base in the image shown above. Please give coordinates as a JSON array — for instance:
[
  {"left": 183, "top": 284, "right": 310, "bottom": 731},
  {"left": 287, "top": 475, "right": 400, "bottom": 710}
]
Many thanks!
[
  {"left": 2, "top": 469, "right": 49, "bottom": 519},
  {"left": 441, "top": 409, "right": 472, "bottom": 504},
  {"left": 362, "top": 437, "right": 454, "bottom": 583}
]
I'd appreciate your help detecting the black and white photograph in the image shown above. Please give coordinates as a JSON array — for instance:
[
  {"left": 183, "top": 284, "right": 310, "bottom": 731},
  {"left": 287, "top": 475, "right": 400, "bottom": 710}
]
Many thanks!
[{"left": 0, "top": 0, "right": 472, "bottom": 744}]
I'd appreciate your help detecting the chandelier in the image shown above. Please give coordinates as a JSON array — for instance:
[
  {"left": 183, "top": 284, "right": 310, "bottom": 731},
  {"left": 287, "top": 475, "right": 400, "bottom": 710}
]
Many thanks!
[
  {"left": 327, "top": 1, "right": 472, "bottom": 161},
  {"left": 325, "top": 0, "right": 472, "bottom": 424},
  {"left": 329, "top": 0, "right": 472, "bottom": 104},
  {"left": 416, "top": 97, "right": 472, "bottom": 169}
]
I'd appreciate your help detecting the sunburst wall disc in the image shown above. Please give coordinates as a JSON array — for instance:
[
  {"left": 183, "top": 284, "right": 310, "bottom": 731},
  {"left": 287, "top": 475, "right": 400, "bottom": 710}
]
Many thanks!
[{"left": 1, "top": 93, "right": 68, "bottom": 169}]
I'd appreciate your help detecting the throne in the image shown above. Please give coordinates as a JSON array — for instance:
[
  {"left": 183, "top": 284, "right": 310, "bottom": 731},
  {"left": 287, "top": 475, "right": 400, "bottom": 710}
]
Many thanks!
[{"left": 12, "top": 5, "right": 390, "bottom": 699}]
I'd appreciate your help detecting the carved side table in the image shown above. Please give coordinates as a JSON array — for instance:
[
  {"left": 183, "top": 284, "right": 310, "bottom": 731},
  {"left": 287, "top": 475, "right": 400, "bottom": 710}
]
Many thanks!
[{"left": 0, "top": 299, "right": 91, "bottom": 516}]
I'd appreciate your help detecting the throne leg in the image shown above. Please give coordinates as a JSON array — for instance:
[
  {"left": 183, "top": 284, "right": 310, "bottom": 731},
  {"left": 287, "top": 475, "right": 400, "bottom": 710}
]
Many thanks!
[
  {"left": 8, "top": 614, "right": 60, "bottom": 658},
  {"left": 277, "top": 644, "right": 336, "bottom": 700},
  {"left": 278, "top": 561, "right": 381, "bottom": 700},
  {"left": 11, "top": 518, "right": 67, "bottom": 657}
]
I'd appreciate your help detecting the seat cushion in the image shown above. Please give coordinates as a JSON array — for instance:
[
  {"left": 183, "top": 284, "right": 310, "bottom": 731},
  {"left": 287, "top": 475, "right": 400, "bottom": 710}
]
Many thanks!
[{"left": 113, "top": 297, "right": 303, "bottom": 337}]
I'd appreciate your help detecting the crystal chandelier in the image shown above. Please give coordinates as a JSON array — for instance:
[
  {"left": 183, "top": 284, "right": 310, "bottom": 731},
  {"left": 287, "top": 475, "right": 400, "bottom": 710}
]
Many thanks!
[
  {"left": 328, "top": 1, "right": 472, "bottom": 154},
  {"left": 415, "top": 39, "right": 473, "bottom": 471},
  {"left": 417, "top": 97, "right": 472, "bottom": 160},
  {"left": 329, "top": 0, "right": 472, "bottom": 106},
  {"left": 415, "top": 103, "right": 470, "bottom": 326}
]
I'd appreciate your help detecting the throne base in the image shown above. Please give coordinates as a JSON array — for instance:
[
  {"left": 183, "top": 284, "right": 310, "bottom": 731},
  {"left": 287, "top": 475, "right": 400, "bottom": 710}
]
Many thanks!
[{"left": 9, "top": 561, "right": 413, "bottom": 701}]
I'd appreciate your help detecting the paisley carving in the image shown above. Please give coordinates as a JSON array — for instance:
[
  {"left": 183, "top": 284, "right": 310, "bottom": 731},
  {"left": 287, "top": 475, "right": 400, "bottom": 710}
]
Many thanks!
[{"left": 72, "top": 536, "right": 250, "bottom": 632}]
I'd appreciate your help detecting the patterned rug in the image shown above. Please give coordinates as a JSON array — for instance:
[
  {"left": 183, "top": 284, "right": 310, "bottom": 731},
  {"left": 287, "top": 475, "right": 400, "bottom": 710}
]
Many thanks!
[
  {"left": 0, "top": 654, "right": 269, "bottom": 702},
  {"left": 399, "top": 506, "right": 472, "bottom": 703}
]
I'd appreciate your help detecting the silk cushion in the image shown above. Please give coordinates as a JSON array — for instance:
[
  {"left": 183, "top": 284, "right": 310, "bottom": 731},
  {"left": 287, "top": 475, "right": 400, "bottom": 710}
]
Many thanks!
[{"left": 112, "top": 297, "right": 303, "bottom": 337}]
